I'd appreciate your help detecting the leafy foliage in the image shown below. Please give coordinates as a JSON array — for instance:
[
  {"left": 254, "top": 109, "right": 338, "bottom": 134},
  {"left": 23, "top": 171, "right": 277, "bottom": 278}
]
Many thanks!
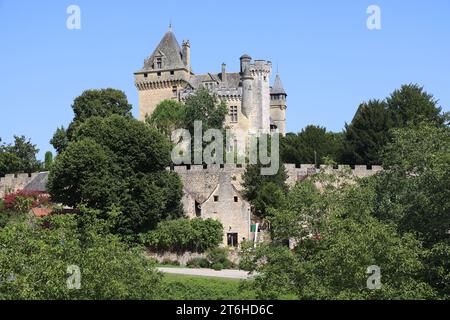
[
  {"left": 281, "top": 125, "right": 343, "bottom": 165},
  {"left": 146, "top": 100, "right": 186, "bottom": 138},
  {"left": 241, "top": 122, "right": 450, "bottom": 299},
  {"left": 0, "top": 214, "right": 162, "bottom": 300},
  {"left": 50, "top": 89, "right": 133, "bottom": 154},
  {"left": 0, "top": 136, "right": 42, "bottom": 175},
  {"left": 140, "top": 218, "right": 223, "bottom": 253},
  {"left": 341, "top": 100, "right": 393, "bottom": 165}
]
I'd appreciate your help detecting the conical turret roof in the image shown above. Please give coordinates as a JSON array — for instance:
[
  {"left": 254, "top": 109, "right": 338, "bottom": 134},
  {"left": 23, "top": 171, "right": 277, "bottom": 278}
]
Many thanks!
[
  {"left": 145, "top": 28, "right": 186, "bottom": 70},
  {"left": 271, "top": 74, "right": 286, "bottom": 95}
]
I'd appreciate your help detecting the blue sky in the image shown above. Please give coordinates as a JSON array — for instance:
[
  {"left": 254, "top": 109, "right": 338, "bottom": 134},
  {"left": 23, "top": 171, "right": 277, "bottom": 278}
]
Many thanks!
[{"left": 0, "top": 0, "right": 449, "bottom": 160}]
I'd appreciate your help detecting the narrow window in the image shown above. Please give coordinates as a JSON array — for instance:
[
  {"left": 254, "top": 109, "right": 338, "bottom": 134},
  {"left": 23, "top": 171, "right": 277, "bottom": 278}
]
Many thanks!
[
  {"left": 172, "top": 86, "right": 177, "bottom": 98},
  {"left": 214, "top": 196, "right": 219, "bottom": 202},
  {"left": 234, "top": 196, "right": 238, "bottom": 203},
  {"left": 227, "top": 233, "right": 238, "bottom": 247},
  {"left": 230, "top": 106, "right": 238, "bottom": 123},
  {"left": 195, "top": 201, "right": 201, "bottom": 217}
]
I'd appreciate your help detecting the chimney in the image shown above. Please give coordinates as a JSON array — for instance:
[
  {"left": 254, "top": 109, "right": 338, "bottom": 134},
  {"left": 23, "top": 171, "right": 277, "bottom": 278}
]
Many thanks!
[
  {"left": 182, "top": 40, "right": 191, "bottom": 72},
  {"left": 221, "top": 63, "right": 227, "bottom": 82}
]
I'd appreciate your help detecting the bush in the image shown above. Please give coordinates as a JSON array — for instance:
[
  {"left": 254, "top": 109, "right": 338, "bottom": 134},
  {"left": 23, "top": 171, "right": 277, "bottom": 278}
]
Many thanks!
[
  {"left": 207, "top": 248, "right": 234, "bottom": 270},
  {"left": 161, "top": 258, "right": 180, "bottom": 266},
  {"left": 3, "top": 190, "right": 49, "bottom": 213},
  {"left": 0, "top": 214, "right": 162, "bottom": 299},
  {"left": 141, "top": 218, "right": 223, "bottom": 253},
  {"left": 186, "top": 258, "right": 210, "bottom": 269},
  {"left": 211, "top": 263, "right": 224, "bottom": 271}
]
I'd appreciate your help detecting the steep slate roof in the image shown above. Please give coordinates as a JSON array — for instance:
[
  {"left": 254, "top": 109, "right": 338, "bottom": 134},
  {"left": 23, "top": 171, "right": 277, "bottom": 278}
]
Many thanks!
[
  {"left": 24, "top": 172, "right": 48, "bottom": 192},
  {"left": 189, "top": 72, "right": 241, "bottom": 89},
  {"left": 145, "top": 30, "right": 186, "bottom": 70},
  {"left": 271, "top": 74, "right": 287, "bottom": 95}
]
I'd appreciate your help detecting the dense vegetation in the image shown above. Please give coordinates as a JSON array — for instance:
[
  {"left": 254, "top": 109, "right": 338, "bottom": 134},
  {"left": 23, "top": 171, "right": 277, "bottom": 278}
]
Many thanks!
[
  {"left": 241, "top": 122, "right": 450, "bottom": 299},
  {"left": 281, "top": 84, "right": 448, "bottom": 165},
  {"left": 0, "top": 136, "right": 43, "bottom": 176},
  {"left": 140, "top": 218, "right": 223, "bottom": 253},
  {"left": 1, "top": 83, "right": 448, "bottom": 300},
  {"left": 47, "top": 90, "right": 184, "bottom": 238}
]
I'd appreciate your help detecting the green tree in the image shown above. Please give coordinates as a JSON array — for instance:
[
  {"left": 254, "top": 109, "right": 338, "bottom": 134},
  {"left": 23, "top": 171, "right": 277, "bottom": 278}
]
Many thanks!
[
  {"left": 140, "top": 218, "right": 223, "bottom": 253},
  {"left": 341, "top": 100, "right": 393, "bottom": 165},
  {"left": 0, "top": 136, "right": 41, "bottom": 174},
  {"left": 242, "top": 162, "right": 288, "bottom": 209},
  {"left": 373, "top": 123, "right": 450, "bottom": 246},
  {"left": 48, "top": 115, "right": 183, "bottom": 236},
  {"left": 0, "top": 214, "right": 162, "bottom": 300},
  {"left": 387, "top": 84, "right": 445, "bottom": 127},
  {"left": 44, "top": 151, "right": 53, "bottom": 171},
  {"left": 183, "top": 88, "right": 228, "bottom": 133},
  {"left": 146, "top": 100, "right": 186, "bottom": 138},
  {"left": 281, "top": 126, "right": 343, "bottom": 165},
  {"left": 253, "top": 182, "right": 286, "bottom": 218},
  {"left": 51, "top": 89, "right": 133, "bottom": 154},
  {"left": 72, "top": 88, "right": 132, "bottom": 123}
]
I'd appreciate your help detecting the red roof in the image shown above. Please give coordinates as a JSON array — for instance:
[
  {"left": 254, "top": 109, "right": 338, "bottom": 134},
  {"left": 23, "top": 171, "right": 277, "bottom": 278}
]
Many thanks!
[{"left": 31, "top": 208, "right": 52, "bottom": 218}]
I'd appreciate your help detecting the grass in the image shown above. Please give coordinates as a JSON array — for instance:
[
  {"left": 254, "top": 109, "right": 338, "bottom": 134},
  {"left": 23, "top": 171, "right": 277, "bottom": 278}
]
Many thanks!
[{"left": 158, "top": 273, "right": 257, "bottom": 300}]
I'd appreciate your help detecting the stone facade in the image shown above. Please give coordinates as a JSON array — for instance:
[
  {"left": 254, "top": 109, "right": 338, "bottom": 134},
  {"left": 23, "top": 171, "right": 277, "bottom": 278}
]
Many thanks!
[
  {"left": 134, "top": 27, "right": 288, "bottom": 137},
  {"left": 0, "top": 172, "right": 48, "bottom": 198},
  {"left": 0, "top": 165, "right": 382, "bottom": 247}
]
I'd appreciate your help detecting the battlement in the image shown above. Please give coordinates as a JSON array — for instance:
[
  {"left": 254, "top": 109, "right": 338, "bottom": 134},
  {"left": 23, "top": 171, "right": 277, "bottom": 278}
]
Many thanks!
[
  {"left": 167, "top": 163, "right": 383, "bottom": 183},
  {"left": 249, "top": 60, "right": 272, "bottom": 75},
  {"left": 0, "top": 172, "right": 49, "bottom": 198}
]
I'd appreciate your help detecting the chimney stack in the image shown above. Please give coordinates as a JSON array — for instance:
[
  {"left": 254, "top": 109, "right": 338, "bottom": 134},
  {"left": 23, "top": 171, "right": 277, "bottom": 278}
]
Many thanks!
[
  {"left": 182, "top": 40, "right": 191, "bottom": 72},
  {"left": 221, "top": 63, "right": 227, "bottom": 82}
]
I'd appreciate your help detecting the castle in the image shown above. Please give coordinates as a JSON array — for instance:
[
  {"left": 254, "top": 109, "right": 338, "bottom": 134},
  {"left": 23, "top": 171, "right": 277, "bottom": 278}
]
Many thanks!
[
  {"left": 0, "top": 29, "right": 383, "bottom": 249},
  {"left": 134, "top": 26, "right": 287, "bottom": 136}
]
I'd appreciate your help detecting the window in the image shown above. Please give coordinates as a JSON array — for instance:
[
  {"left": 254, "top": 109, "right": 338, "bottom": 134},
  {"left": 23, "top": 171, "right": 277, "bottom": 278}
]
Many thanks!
[
  {"left": 234, "top": 196, "right": 238, "bottom": 203},
  {"left": 144, "top": 73, "right": 148, "bottom": 78},
  {"left": 227, "top": 233, "right": 238, "bottom": 247},
  {"left": 156, "top": 57, "right": 162, "bottom": 69},
  {"left": 229, "top": 106, "right": 238, "bottom": 123},
  {"left": 172, "top": 86, "right": 178, "bottom": 98},
  {"left": 195, "top": 201, "right": 201, "bottom": 217},
  {"left": 214, "top": 196, "right": 219, "bottom": 202},
  {"left": 170, "top": 70, "right": 175, "bottom": 75},
  {"left": 157, "top": 72, "right": 161, "bottom": 77}
]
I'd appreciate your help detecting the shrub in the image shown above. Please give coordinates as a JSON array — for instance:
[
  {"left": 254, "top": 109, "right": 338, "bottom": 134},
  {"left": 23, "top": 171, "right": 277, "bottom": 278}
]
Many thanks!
[
  {"left": 161, "top": 258, "right": 180, "bottom": 266},
  {"left": 3, "top": 190, "right": 49, "bottom": 213},
  {"left": 207, "top": 248, "right": 234, "bottom": 270},
  {"left": 141, "top": 218, "right": 223, "bottom": 253},
  {"left": 211, "top": 263, "right": 224, "bottom": 271},
  {"left": 186, "top": 257, "right": 210, "bottom": 269}
]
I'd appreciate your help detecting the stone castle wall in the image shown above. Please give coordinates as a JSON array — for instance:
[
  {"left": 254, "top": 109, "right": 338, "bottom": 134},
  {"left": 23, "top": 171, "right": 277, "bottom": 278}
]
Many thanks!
[
  {"left": 0, "top": 164, "right": 383, "bottom": 199},
  {"left": 0, "top": 172, "right": 49, "bottom": 198},
  {"left": 170, "top": 164, "right": 383, "bottom": 189}
]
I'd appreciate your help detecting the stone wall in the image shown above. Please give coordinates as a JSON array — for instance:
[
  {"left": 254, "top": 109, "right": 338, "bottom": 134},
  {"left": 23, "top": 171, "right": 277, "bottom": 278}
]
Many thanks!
[
  {"left": 148, "top": 250, "right": 241, "bottom": 267},
  {"left": 170, "top": 164, "right": 383, "bottom": 189},
  {"left": 0, "top": 172, "right": 49, "bottom": 198}
]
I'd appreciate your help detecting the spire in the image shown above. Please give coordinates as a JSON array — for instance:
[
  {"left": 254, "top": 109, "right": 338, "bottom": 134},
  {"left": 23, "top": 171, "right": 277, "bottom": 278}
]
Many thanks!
[
  {"left": 271, "top": 74, "right": 286, "bottom": 95},
  {"left": 144, "top": 28, "right": 185, "bottom": 70},
  {"left": 168, "top": 21, "right": 173, "bottom": 32}
]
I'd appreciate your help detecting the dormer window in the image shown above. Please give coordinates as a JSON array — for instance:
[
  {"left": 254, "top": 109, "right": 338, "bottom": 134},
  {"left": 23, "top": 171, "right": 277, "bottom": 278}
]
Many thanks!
[{"left": 156, "top": 57, "right": 162, "bottom": 69}]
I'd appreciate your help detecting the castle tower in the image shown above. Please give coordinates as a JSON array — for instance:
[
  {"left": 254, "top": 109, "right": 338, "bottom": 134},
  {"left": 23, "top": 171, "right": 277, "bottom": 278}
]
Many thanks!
[
  {"left": 270, "top": 74, "right": 287, "bottom": 136},
  {"left": 241, "top": 66, "right": 253, "bottom": 119},
  {"left": 251, "top": 60, "right": 272, "bottom": 134},
  {"left": 134, "top": 26, "right": 192, "bottom": 120}
]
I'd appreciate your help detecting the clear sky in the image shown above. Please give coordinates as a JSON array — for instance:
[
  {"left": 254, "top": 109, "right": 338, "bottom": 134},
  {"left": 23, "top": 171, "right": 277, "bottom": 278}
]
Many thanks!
[{"left": 1, "top": 0, "right": 449, "bottom": 160}]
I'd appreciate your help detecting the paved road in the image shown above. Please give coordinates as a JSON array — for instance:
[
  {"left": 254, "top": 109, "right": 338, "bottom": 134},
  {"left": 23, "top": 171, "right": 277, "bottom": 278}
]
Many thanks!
[{"left": 157, "top": 267, "right": 257, "bottom": 280}]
